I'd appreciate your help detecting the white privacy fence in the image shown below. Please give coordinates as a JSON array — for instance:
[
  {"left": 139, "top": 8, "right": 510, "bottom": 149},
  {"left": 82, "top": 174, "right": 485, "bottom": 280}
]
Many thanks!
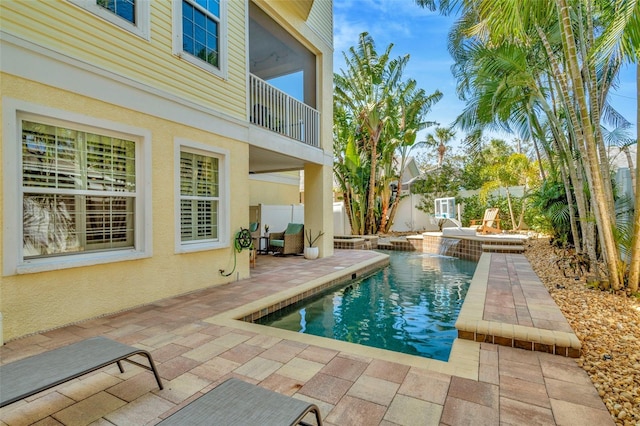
[
  {"left": 255, "top": 197, "right": 457, "bottom": 239},
  {"left": 333, "top": 195, "right": 438, "bottom": 235},
  {"left": 256, "top": 204, "right": 305, "bottom": 235}
]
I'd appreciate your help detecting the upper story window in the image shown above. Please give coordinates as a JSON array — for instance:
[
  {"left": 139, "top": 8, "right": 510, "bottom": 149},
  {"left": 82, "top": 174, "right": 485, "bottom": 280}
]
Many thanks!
[
  {"left": 173, "top": 0, "right": 227, "bottom": 78},
  {"left": 69, "top": 0, "right": 150, "bottom": 39},
  {"left": 98, "top": 0, "right": 135, "bottom": 23}
]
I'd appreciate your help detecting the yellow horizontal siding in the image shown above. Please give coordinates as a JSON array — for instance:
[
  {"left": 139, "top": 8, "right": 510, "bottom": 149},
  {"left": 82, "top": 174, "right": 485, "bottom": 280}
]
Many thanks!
[
  {"left": 227, "top": 2, "right": 247, "bottom": 79},
  {"left": 150, "top": 2, "right": 174, "bottom": 48},
  {"left": 1, "top": 0, "right": 248, "bottom": 121},
  {"left": 307, "top": 0, "right": 333, "bottom": 46}
]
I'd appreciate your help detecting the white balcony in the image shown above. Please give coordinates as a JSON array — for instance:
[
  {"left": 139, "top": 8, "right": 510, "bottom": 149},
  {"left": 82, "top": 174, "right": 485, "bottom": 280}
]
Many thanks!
[{"left": 249, "top": 74, "right": 319, "bottom": 148}]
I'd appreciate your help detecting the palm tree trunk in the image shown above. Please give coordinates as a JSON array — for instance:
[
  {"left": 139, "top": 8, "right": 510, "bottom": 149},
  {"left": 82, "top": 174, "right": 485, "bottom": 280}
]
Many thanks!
[
  {"left": 577, "top": 160, "right": 599, "bottom": 267},
  {"left": 342, "top": 191, "right": 355, "bottom": 235},
  {"left": 379, "top": 185, "right": 391, "bottom": 232},
  {"left": 365, "top": 132, "right": 379, "bottom": 235},
  {"left": 537, "top": 109, "right": 581, "bottom": 251},
  {"left": 582, "top": 5, "right": 617, "bottom": 224},
  {"left": 622, "top": 144, "right": 636, "bottom": 199},
  {"left": 557, "top": 0, "right": 621, "bottom": 289},
  {"left": 536, "top": 31, "right": 588, "bottom": 255},
  {"left": 529, "top": 117, "right": 554, "bottom": 180},
  {"left": 505, "top": 187, "right": 517, "bottom": 229},
  {"left": 385, "top": 191, "right": 403, "bottom": 233},
  {"left": 627, "top": 63, "right": 640, "bottom": 292},
  {"left": 558, "top": 163, "right": 580, "bottom": 249}
]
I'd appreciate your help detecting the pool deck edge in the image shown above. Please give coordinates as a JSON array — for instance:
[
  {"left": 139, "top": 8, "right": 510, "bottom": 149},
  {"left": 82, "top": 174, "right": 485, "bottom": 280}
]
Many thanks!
[
  {"left": 456, "top": 252, "right": 581, "bottom": 358},
  {"left": 203, "top": 250, "right": 482, "bottom": 379}
]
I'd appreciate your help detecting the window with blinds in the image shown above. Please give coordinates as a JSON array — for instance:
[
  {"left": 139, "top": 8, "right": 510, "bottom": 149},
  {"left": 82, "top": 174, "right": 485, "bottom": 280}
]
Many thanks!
[
  {"left": 180, "top": 151, "right": 219, "bottom": 243},
  {"left": 21, "top": 120, "right": 136, "bottom": 258}
]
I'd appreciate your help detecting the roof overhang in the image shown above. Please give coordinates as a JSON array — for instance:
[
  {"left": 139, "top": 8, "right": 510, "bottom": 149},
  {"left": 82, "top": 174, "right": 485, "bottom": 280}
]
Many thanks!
[
  {"left": 270, "top": 0, "right": 314, "bottom": 20},
  {"left": 248, "top": 125, "right": 324, "bottom": 173}
]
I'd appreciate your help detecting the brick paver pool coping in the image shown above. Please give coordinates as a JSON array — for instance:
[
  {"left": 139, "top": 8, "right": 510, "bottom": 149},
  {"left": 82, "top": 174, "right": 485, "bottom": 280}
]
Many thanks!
[{"left": 456, "top": 253, "right": 581, "bottom": 357}]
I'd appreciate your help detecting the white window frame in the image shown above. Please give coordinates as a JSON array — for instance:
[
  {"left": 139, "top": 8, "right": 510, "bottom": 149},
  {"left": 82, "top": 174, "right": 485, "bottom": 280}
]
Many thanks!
[
  {"left": 174, "top": 139, "right": 230, "bottom": 253},
  {"left": 172, "top": 0, "right": 228, "bottom": 79},
  {"left": 2, "top": 98, "right": 152, "bottom": 276},
  {"left": 69, "top": 0, "right": 151, "bottom": 40},
  {"left": 434, "top": 197, "right": 456, "bottom": 219}
]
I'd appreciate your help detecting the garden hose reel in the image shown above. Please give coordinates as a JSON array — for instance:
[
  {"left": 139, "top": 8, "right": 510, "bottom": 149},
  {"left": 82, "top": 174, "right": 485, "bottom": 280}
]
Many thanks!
[{"left": 219, "top": 228, "right": 254, "bottom": 277}]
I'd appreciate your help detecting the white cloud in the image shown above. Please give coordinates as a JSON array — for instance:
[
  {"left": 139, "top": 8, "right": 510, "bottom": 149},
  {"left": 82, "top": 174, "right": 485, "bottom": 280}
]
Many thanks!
[{"left": 333, "top": 12, "right": 367, "bottom": 54}]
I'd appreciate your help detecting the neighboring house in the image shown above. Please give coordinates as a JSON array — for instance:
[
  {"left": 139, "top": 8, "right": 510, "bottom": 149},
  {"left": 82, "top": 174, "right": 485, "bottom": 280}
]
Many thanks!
[
  {"left": 398, "top": 156, "right": 421, "bottom": 195},
  {"left": 0, "top": 0, "right": 334, "bottom": 342},
  {"left": 608, "top": 144, "right": 637, "bottom": 199}
]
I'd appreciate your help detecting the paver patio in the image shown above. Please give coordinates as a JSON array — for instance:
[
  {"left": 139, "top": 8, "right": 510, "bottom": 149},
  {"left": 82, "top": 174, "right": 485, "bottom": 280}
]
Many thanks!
[{"left": 0, "top": 250, "right": 613, "bottom": 425}]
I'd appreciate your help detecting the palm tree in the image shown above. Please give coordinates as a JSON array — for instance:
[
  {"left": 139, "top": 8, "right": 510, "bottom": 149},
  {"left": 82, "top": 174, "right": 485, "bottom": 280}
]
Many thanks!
[
  {"left": 595, "top": 1, "right": 640, "bottom": 291},
  {"left": 632, "top": 72, "right": 640, "bottom": 291},
  {"left": 424, "top": 127, "right": 455, "bottom": 168},
  {"left": 449, "top": 26, "right": 596, "bottom": 258},
  {"left": 422, "top": 0, "right": 640, "bottom": 290},
  {"left": 334, "top": 33, "right": 405, "bottom": 234},
  {"left": 334, "top": 32, "right": 442, "bottom": 235},
  {"left": 379, "top": 81, "right": 442, "bottom": 232}
]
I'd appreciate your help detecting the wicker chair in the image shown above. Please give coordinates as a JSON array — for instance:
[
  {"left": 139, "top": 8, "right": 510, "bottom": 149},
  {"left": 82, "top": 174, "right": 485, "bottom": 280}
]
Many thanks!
[{"left": 269, "top": 223, "right": 304, "bottom": 255}]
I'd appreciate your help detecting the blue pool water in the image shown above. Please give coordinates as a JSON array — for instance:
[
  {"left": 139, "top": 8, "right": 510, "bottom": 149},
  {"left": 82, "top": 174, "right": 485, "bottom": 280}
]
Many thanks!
[{"left": 257, "top": 251, "right": 477, "bottom": 361}]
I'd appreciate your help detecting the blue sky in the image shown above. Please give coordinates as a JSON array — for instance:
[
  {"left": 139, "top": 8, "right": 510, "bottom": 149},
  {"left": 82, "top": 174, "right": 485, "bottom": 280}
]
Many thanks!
[{"left": 332, "top": 0, "right": 638, "bottom": 151}]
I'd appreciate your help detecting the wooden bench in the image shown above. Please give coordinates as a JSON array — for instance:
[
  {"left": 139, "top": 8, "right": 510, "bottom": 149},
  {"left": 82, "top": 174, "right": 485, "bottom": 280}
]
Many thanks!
[
  {"left": 0, "top": 336, "right": 163, "bottom": 408},
  {"left": 157, "top": 378, "right": 322, "bottom": 425}
]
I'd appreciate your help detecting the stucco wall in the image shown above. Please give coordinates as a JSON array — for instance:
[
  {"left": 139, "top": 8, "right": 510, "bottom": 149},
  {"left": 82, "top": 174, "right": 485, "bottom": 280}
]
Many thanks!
[
  {"left": 0, "top": 75, "right": 250, "bottom": 341},
  {"left": 249, "top": 172, "right": 301, "bottom": 206}
]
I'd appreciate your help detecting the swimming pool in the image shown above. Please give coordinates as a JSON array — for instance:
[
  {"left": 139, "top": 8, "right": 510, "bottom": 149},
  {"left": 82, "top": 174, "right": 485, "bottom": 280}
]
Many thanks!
[{"left": 256, "top": 251, "right": 477, "bottom": 361}]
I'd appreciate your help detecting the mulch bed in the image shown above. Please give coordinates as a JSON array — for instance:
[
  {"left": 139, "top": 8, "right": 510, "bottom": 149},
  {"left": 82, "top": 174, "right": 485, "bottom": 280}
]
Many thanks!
[{"left": 524, "top": 238, "right": 640, "bottom": 425}]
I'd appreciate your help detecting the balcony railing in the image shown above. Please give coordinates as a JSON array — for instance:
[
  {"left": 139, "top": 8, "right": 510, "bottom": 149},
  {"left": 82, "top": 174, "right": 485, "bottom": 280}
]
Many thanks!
[{"left": 249, "top": 74, "right": 320, "bottom": 148}]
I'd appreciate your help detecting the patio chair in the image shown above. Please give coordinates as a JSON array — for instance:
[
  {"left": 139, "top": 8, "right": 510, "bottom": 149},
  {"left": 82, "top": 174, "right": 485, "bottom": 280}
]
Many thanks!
[
  {"left": 269, "top": 223, "right": 304, "bottom": 255},
  {"left": 470, "top": 208, "right": 502, "bottom": 234},
  {"left": 249, "top": 221, "right": 260, "bottom": 245},
  {"left": 0, "top": 336, "right": 163, "bottom": 408}
]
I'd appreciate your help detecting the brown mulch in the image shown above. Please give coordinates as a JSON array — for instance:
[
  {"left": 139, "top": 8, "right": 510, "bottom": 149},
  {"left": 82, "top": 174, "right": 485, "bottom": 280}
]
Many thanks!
[{"left": 524, "top": 238, "right": 640, "bottom": 425}]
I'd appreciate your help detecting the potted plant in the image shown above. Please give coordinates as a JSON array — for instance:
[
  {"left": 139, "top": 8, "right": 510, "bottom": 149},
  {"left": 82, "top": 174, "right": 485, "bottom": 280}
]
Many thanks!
[
  {"left": 304, "top": 229, "right": 324, "bottom": 259},
  {"left": 264, "top": 224, "right": 269, "bottom": 237}
]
